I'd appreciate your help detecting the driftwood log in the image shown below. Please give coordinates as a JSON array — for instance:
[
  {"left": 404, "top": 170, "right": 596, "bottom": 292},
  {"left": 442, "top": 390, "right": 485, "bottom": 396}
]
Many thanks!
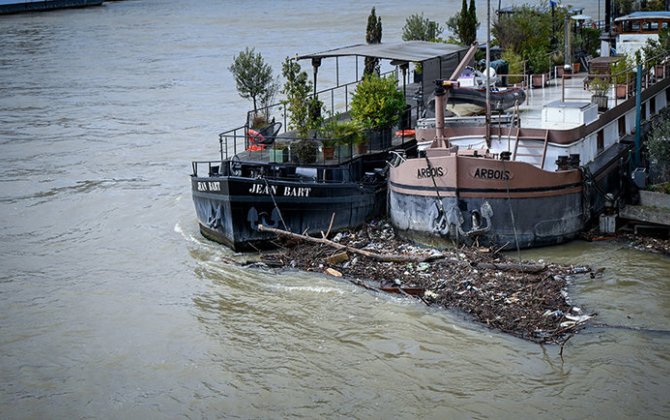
[
  {"left": 257, "top": 224, "right": 444, "bottom": 263},
  {"left": 472, "top": 262, "right": 547, "bottom": 273}
]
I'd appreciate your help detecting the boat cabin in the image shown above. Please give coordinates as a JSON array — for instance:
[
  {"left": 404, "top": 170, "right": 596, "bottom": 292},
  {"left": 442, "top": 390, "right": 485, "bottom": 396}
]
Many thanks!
[{"left": 614, "top": 11, "right": 670, "bottom": 57}]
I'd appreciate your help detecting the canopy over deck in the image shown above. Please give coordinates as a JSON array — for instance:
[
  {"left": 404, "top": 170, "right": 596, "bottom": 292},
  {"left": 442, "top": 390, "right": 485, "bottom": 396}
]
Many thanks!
[
  {"left": 296, "top": 41, "right": 472, "bottom": 111},
  {"left": 296, "top": 41, "right": 469, "bottom": 64}
]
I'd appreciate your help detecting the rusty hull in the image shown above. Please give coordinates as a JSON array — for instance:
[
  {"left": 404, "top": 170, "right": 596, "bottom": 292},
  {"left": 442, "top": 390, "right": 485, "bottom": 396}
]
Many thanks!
[{"left": 388, "top": 150, "right": 584, "bottom": 249}]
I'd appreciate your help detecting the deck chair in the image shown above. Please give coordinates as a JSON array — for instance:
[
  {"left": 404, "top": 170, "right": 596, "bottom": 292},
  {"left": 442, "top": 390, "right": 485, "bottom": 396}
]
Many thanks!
[
  {"left": 247, "top": 119, "right": 282, "bottom": 151},
  {"left": 256, "top": 120, "right": 282, "bottom": 146}
]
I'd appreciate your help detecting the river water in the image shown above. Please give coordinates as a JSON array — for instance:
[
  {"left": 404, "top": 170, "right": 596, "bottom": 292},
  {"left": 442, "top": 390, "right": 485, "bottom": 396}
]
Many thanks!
[{"left": 1, "top": 1, "right": 668, "bottom": 418}]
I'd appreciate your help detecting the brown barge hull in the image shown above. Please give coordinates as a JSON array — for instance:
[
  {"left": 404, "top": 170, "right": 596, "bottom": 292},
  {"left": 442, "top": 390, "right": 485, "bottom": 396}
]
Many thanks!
[{"left": 388, "top": 154, "right": 585, "bottom": 250}]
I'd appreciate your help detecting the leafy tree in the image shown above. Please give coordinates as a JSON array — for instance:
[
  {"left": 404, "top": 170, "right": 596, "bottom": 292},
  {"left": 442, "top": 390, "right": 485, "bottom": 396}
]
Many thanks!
[
  {"left": 646, "top": 115, "right": 670, "bottom": 183},
  {"left": 501, "top": 50, "right": 524, "bottom": 84},
  {"left": 466, "top": 0, "right": 478, "bottom": 44},
  {"left": 364, "top": 7, "right": 383, "bottom": 76},
  {"left": 281, "top": 57, "right": 313, "bottom": 139},
  {"left": 574, "top": 27, "right": 601, "bottom": 57},
  {"left": 350, "top": 74, "right": 405, "bottom": 130},
  {"left": 458, "top": 0, "right": 469, "bottom": 43},
  {"left": 402, "top": 13, "right": 443, "bottom": 41},
  {"left": 643, "top": 0, "right": 666, "bottom": 10},
  {"left": 614, "top": 0, "right": 633, "bottom": 16},
  {"left": 445, "top": 0, "right": 479, "bottom": 45},
  {"left": 642, "top": 27, "right": 670, "bottom": 65},
  {"left": 492, "top": 5, "right": 553, "bottom": 57},
  {"left": 228, "top": 47, "right": 276, "bottom": 115}
]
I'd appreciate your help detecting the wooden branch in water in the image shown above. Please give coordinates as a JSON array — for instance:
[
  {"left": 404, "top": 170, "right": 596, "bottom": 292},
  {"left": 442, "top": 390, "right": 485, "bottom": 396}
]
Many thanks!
[
  {"left": 322, "top": 212, "right": 336, "bottom": 239},
  {"left": 473, "top": 262, "right": 547, "bottom": 273},
  {"left": 257, "top": 224, "right": 444, "bottom": 263}
]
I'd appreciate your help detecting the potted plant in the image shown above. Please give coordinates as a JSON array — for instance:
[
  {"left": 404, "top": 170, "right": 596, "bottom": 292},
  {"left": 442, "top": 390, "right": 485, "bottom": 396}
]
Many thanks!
[
  {"left": 572, "top": 61, "right": 581, "bottom": 74},
  {"left": 350, "top": 74, "right": 405, "bottom": 150},
  {"left": 611, "top": 55, "right": 633, "bottom": 99},
  {"left": 527, "top": 47, "right": 551, "bottom": 88},
  {"left": 281, "top": 57, "right": 324, "bottom": 140},
  {"left": 291, "top": 140, "right": 319, "bottom": 164},
  {"left": 337, "top": 120, "right": 364, "bottom": 158},
  {"left": 322, "top": 117, "right": 362, "bottom": 160},
  {"left": 269, "top": 142, "right": 289, "bottom": 163},
  {"left": 642, "top": 37, "right": 668, "bottom": 81},
  {"left": 250, "top": 113, "right": 268, "bottom": 129},
  {"left": 501, "top": 50, "right": 525, "bottom": 86},
  {"left": 552, "top": 50, "right": 564, "bottom": 78},
  {"left": 321, "top": 138, "right": 336, "bottom": 160},
  {"left": 589, "top": 77, "right": 611, "bottom": 112},
  {"left": 413, "top": 62, "right": 423, "bottom": 83},
  {"left": 320, "top": 114, "right": 343, "bottom": 160}
]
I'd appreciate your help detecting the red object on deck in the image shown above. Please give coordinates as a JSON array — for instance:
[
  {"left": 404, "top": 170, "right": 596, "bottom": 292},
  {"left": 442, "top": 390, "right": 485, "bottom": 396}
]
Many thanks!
[
  {"left": 395, "top": 129, "right": 416, "bottom": 137},
  {"left": 247, "top": 129, "right": 266, "bottom": 151}
]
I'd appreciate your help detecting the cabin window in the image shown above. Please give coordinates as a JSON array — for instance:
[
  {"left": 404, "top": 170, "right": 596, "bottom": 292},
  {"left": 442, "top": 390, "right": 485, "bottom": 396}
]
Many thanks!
[
  {"left": 651, "top": 96, "right": 656, "bottom": 115},
  {"left": 618, "top": 117, "right": 626, "bottom": 137},
  {"left": 641, "top": 102, "right": 647, "bottom": 120},
  {"left": 597, "top": 130, "right": 605, "bottom": 153}
]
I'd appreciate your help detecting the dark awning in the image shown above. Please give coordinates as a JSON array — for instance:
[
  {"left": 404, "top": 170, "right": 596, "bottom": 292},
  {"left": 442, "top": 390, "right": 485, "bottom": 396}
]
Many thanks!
[{"left": 296, "top": 41, "right": 469, "bottom": 63}]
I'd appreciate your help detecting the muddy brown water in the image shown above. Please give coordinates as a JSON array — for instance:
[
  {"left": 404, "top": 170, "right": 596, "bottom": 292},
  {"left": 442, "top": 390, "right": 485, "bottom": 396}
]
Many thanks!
[{"left": 1, "top": 1, "right": 668, "bottom": 418}]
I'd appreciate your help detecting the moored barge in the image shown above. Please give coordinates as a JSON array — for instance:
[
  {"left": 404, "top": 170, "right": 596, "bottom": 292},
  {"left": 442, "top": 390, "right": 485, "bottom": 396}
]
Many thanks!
[
  {"left": 191, "top": 42, "right": 472, "bottom": 250},
  {"left": 388, "top": 52, "right": 670, "bottom": 250}
]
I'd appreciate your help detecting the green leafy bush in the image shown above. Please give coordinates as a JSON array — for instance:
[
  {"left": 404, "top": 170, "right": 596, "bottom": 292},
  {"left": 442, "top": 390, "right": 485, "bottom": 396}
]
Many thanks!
[
  {"left": 648, "top": 119, "right": 670, "bottom": 162},
  {"left": 647, "top": 117, "right": 670, "bottom": 183},
  {"left": 350, "top": 75, "right": 405, "bottom": 130},
  {"left": 527, "top": 47, "right": 551, "bottom": 74}
]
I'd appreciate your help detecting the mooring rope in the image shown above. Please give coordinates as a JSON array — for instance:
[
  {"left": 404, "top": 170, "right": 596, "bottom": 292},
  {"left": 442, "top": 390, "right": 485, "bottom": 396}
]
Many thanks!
[
  {"left": 424, "top": 155, "right": 452, "bottom": 239},
  {"left": 262, "top": 176, "right": 289, "bottom": 231},
  {"left": 424, "top": 155, "right": 445, "bottom": 206},
  {"left": 501, "top": 158, "right": 521, "bottom": 261}
]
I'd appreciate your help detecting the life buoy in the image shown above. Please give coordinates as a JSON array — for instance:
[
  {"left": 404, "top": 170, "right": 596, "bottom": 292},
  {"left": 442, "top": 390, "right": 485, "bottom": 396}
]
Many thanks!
[
  {"left": 247, "top": 129, "right": 266, "bottom": 151},
  {"left": 395, "top": 129, "right": 416, "bottom": 138}
]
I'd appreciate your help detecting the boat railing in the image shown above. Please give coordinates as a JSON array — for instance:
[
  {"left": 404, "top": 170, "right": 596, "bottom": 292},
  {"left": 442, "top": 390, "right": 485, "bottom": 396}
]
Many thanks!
[
  {"left": 548, "top": 51, "right": 670, "bottom": 106},
  {"left": 495, "top": 73, "right": 529, "bottom": 89},
  {"left": 192, "top": 157, "right": 383, "bottom": 184},
  {"left": 194, "top": 122, "right": 416, "bottom": 178},
  {"left": 217, "top": 131, "right": 358, "bottom": 164},
  {"left": 217, "top": 125, "right": 247, "bottom": 159},
  {"left": 192, "top": 160, "right": 224, "bottom": 178},
  {"left": 193, "top": 132, "right": 379, "bottom": 180}
]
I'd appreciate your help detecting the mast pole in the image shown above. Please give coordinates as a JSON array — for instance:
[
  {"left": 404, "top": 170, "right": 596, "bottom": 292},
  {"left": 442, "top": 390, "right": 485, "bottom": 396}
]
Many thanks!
[{"left": 485, "top": 0, "right": 491, "bottom": 148}]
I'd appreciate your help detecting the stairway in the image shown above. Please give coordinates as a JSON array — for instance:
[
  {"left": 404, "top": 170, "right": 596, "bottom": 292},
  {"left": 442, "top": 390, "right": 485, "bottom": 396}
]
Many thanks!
[{"left": 512, "top": 129, "right": 550, "bottom": 168}]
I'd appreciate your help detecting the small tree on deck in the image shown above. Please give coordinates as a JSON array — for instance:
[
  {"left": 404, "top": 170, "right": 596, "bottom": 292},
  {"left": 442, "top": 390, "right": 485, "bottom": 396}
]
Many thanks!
[{"left": 228, "top": 47, "right": 277, "bottom": 117}]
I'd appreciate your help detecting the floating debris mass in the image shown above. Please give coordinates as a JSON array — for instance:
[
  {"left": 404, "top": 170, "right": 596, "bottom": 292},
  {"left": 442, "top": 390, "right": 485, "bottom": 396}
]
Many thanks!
[{"left": 259, "top": 221, "right": 596, "bottom": 344}]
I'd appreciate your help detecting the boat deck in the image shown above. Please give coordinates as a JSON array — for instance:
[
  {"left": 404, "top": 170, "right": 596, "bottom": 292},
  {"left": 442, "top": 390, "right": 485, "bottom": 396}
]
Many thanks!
[{"left": 514, "top": 72, "right": 621, "bottom": 130}]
